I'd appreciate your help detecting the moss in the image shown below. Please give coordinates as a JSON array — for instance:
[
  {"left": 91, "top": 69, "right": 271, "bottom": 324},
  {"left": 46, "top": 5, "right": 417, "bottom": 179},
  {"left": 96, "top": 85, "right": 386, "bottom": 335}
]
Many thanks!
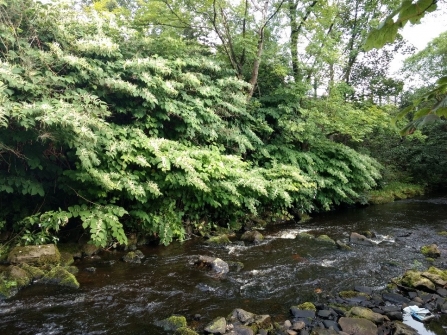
[
  {"left": 315, "top": 234, "right": 335, "bottom": 244},
  {"left": 42, "top": 266, "right": 80, "bottom": 289},
  {"left": 174, "top": 327, "right": 199, "bottom": 335},
  {"left": 339, "top": 291, "right": 369, "bottom": 299},
  {"left": 65, "top": 266, "right": 79, "bottom": 275},
  {"left": 437, "top": 231, "right": 447, "bottom": 236},
  {"left": 205, "top": 234, "right": 231, "bottom": 245},
  {"left": 296, "top": 302, "right": 316, "bottom": 311}
]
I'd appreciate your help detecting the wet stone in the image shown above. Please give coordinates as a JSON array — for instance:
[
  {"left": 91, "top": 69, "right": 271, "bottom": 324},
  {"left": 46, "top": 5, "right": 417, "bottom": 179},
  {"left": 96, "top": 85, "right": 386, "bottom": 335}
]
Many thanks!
[
  {"left": 382, "top": 292, "right": 410, "bottom": 304},
  {"left": 436, "top": 288, "right": 447, "bottom": 297},
  {"left": 291, "top": 321, "right": 305, "bottom": 330},
  {"left": 290, "top": 307, "right": 315, "bottom": 319},
  {"left": 317, "top": 310, "right": 332, "bottom": 318},
  {"left": 322, "top": 320, "right": 340, "bottom": 331},
  {"left": 354, "top": 286, "right": 373, "bottom": 295}
]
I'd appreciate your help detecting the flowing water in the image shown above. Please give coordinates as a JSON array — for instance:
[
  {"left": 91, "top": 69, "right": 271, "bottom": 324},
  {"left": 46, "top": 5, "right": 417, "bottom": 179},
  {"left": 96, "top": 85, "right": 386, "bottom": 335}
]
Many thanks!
[{"left": 1, "top": 194, "right": 447, "bottom": 334}]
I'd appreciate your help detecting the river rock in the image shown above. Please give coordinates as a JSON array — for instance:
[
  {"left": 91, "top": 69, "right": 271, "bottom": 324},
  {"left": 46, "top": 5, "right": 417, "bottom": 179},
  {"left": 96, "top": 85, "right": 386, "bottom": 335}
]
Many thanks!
[
  {"left": 336, "top": 240, "right": 352, "bottom": 250},
  {"left": 196, "top": 256, "right": 229, "bottom": 275},
  {"left": 400, "top": 270, "right": 436, "bottom": 291},
  {"left": 204, "top": 316, "right": 226, "bottom": 334},
  {"left": 82, "top": 243, "right": 100, "bottom": 257},
  {"left": 338, "top": 317, "right": 377, "bottom": 335},
  {"left": 240, "top": 230, "right": 264, "bottom": 244},
  {"left": 392, "top": 321, "right": 418, "bottom": 335},
  {"left": 174, "top": 327, "right": 200, "bottom": 335},
  {"left": 349, "top": 232, "right": 376, "bottom": 246},
  {"left": 155, "top": 315, "right": 187, "bottom": 332},
  {"left": 421, "top": 268, "right": 447, "bottom": 286},
  {"left": 382, "top": 292, "right": 410, "bottom": 304},
  {"left": 315, "top": 235, "right": 335, "bottom": 245},
  {"left": 420, "top": 244, "right": 440, "bottom": 258},
  {"left": 205, "top": 234, "right": 231, "bottom": 246},
  {"left": 231, "top": 325, "right": 254, "bottom": 335},
  {"left": 348, "top": 306, "right": 389, "bottom": 324},
  {"left": 7, "top": 244, "right": 61, "bottom": 266},
  {"left": 122, "top": 250, "right": 144, "bottom": 263},
  {"left": 40, "top": 266, "right": 80, "bottom": 289}
]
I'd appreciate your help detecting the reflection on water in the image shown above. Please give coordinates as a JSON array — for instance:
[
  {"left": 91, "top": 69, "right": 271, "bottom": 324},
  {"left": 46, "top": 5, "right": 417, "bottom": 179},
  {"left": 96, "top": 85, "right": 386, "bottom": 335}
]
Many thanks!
[{"left": 0, "top": 195, "right": 447, "bottom": 334}]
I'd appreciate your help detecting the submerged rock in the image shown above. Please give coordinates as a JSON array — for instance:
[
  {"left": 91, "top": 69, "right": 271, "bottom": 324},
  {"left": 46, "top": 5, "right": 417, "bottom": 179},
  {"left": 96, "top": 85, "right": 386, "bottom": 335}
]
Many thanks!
[{"left": 7, "top": 244, "right": 61, "bottom": 266}]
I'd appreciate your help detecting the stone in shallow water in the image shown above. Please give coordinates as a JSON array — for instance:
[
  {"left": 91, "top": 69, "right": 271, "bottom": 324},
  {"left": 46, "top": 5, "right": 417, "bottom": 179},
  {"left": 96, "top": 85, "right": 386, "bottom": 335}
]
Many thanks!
[
  {"left": 290, "top": 307, "right": 316, "bottom": 319},
  {"left": 382, "top": 292, "right": 410, "bottom": 304},
  {"left": 349, "top": 232, "right": 376, "bottom": 246}
]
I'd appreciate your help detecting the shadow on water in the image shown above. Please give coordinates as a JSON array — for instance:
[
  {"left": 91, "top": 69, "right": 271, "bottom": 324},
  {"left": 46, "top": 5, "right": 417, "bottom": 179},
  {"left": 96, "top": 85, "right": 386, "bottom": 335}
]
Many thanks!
[{"left": 1, "top": 194, "right": 447, "bottom": 334}]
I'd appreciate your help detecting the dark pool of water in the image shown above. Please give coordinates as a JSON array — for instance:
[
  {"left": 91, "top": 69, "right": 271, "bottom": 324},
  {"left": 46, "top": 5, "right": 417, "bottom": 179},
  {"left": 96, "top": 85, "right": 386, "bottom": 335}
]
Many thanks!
[{"left": 1, "top": 195, "right": 447, "bottom": 334}]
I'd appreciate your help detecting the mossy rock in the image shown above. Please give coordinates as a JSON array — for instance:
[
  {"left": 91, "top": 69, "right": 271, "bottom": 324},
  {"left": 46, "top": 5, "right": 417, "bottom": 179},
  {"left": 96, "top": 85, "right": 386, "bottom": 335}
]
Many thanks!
[
  {"left": 174, "top": 327, "right": 199, "bottom": 335},
  {"left": 156, "top": 315, "right": 187, "bottom": 332},
  {"left": 315, "top": 235, "right": 335, "bottom": 245},
  {"left": 19, "top": 263, "right": 45, "bottom": 280},
  {"left": 296, "top": 232, "right": 314, "bottom": 239},
  {"left": 204, "top": 316, "right": 226, "bottom": 334},
  {"left": 7, "top": 265, "right": 32, "bottom": 288},
  {"left": 400, "top": 270, "right": 435, "bottom": 291},
  {"left": 296, "top": 302, "right": 316, "bottom": 311},
  {"left": 348, "top": 306, "right": 389, "bottom": 324},
  {"left": 65, "top": 266, "right": 79, "bottom": 275},
  {"left": 339, "top": 290, "right": 370, "bottom": 299},
  {"left": 420, "top": 244, "right": 440, "bottom": 258},
  {"left": 205, "top": 234, "right": 231, "bottom": 246},
  {"left": 426, "top": 266, "right": 447, "bottom": 281},
  {"left": 437, "top": 231, "right": 447, "bottom": 236},
  {"left": 122, "top": 251, "right": 141, "bottom": 264},
  {"left": 41, "top": 266, "right": 80, "bottom": 289},
  {"left": 7, "top": 244, "right": 61, "bottom": 266}
]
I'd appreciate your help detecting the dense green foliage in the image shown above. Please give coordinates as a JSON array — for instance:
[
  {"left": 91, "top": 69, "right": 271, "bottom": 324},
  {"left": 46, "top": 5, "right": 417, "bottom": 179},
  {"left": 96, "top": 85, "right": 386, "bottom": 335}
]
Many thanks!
[{"left": 0, "top": 0, "right": 445, "bottom": 247}]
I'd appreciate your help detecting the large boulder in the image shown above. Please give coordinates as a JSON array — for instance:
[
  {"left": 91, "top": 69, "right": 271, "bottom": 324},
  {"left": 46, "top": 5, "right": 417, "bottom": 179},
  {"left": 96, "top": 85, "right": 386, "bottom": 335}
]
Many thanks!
[{"left": 7, "top": 244, "right": 61, "bottom": 266}]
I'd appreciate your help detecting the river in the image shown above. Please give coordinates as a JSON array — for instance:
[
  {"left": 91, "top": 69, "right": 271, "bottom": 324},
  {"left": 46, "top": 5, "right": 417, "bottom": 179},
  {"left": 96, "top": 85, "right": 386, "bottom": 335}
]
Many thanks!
[{"left": 1, "top": 194, "right": 447, "bottom": 334}]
